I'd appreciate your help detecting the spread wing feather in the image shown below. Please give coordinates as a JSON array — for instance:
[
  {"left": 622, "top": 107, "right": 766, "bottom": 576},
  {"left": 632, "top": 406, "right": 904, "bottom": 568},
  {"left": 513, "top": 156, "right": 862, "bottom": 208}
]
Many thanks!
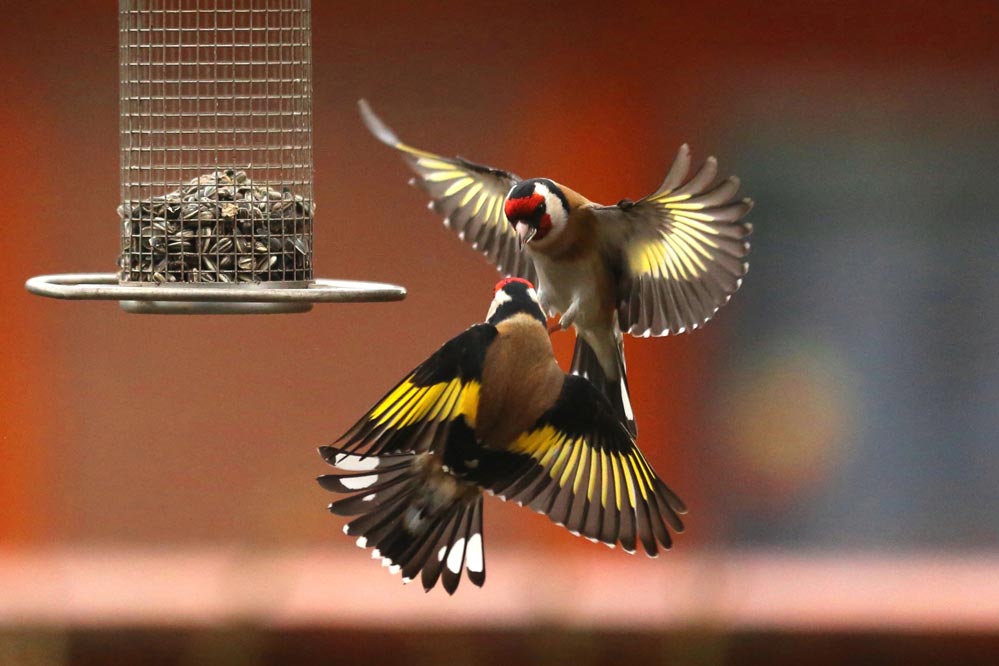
[
  {"left": 484, "top": 375, "right": 685, "bottom": 556},
  {"left": 336, "top": 324, "right": 497, "bottom": 457},
  {"left": 595, "top": 144, "right": 754, "bottom": 337},
  {"left": 359, "top": 100, "right": 536, "bottom": 282}
]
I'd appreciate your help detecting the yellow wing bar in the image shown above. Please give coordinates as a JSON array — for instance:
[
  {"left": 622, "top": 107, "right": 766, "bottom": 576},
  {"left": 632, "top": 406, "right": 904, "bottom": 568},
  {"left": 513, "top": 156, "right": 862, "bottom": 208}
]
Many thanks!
[
  {"left": 368, "top": 376, "right": 481, "bottom": 430},
  {"left": 508, "top": 428, "right": 659, "bottom": 512}
]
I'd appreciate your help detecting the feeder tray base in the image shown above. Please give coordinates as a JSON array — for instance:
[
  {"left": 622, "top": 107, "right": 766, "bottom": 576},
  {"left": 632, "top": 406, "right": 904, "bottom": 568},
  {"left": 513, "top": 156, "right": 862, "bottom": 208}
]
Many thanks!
[{"left": 25, "top": 273, "right": 406, "bottom": 315}]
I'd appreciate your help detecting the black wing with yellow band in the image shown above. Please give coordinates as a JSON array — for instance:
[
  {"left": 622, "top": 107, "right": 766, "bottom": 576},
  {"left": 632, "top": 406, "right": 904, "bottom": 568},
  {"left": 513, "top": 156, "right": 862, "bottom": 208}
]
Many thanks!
[
  {"left": 337, "top": 324, "right": 498, "bottom": 457},
  {"left": 485, "top": 376, "right": 686, "bottom": 557},
  {"left": 359, "top": 100, "right": 536, "bottom": 283},
  {"left": 598, "top": 144, "right": 753, "bottom": 337}
]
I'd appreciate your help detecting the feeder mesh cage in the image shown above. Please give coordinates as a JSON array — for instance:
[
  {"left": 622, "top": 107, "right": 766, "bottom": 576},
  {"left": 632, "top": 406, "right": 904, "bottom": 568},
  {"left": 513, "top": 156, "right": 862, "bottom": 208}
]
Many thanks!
[{"left": 118, "top": 0, "right": 313, "bottom": 286}]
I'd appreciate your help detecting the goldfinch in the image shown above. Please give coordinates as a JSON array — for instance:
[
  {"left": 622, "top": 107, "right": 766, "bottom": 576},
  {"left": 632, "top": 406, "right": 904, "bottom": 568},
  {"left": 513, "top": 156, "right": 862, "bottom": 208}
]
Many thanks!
[
  {"left": 318, "top": 278, "right": 686, "bottom": 594},
  {"left": 359, "top": 100, "right": 753, "bottom": 437}
]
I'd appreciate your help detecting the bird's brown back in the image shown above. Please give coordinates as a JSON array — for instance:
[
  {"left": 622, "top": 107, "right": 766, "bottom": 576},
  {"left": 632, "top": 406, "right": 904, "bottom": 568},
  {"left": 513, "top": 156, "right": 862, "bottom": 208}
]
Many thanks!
[{"left": 475, "top": 314, "right": 565, "bottom": 450}]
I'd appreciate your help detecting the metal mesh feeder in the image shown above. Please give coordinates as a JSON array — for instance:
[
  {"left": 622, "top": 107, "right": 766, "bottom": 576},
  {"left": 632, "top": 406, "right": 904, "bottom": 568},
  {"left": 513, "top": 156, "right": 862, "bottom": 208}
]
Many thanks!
[{"left": 26, "top": 0, "right": 405, "bottom": 314}]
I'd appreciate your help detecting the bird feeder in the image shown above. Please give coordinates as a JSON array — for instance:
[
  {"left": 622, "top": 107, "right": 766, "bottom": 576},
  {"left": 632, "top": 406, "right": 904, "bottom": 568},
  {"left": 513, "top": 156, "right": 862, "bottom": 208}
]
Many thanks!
[{"left": 26, "top": 0, "right": 405, "bottom": 314}]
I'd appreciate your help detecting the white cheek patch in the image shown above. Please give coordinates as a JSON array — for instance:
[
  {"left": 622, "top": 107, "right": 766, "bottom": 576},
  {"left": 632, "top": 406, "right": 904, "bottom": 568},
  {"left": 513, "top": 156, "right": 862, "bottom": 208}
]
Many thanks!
[
  {"left": 446, "top": 537, "right": 466, "bottom": 574},
  {"left": 486, "top": 288, "right": 513, "bottom": 320},
  {"left": 526, "top": 288, "right": 540, "bottom": 304},
  {"left": 333, "top": 453, "right": 380, "bottom": 471},
  {"left": 340, "top": 474, "right": 378, "bottom": 490},
  {"left": 465, "top": 533, "right": 483, "bottom": 573},
  {"left": 532, "top": 182, "right": 568, "bottom": 235}
]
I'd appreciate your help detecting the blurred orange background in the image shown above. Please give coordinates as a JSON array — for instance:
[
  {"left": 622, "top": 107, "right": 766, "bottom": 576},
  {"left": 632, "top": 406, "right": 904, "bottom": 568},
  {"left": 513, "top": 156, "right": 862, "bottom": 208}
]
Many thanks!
[{"left": 2, "top": 0, "right": 998, "bottom": 663}]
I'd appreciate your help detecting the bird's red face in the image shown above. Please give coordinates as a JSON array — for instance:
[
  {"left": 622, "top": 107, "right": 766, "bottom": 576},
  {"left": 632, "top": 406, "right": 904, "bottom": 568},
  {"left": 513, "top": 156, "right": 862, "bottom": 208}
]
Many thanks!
[
  {"left": 504, "top": 192, "right": 551, "bottom": 245},
  {"left": 504, "top": 179, "right": 570, "bottom": 246},
  {"left": 494, "top": 276, "right": 536, "bottom": 293}
]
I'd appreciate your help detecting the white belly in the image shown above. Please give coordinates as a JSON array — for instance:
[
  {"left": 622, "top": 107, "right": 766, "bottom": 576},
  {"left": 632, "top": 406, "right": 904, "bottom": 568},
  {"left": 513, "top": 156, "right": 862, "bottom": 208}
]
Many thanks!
[
  {"left": 530, "top": 252, "right": 604, "bottom": 330},
  {"left": 529, "top": 250, "right": 622, "bottom": 378}
]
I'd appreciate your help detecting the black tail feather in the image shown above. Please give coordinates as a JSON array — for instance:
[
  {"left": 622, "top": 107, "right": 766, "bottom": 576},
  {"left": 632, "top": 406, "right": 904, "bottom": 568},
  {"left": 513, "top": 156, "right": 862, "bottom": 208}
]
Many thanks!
[
  {"left": 318, "top": 445, "right": 486, "bottom": 594},
  {"left": 420, "top": 507, "right": 464, "bottom": 592},
  {"left": 570, "top": 336, "right": 637, "bottom": 437}
]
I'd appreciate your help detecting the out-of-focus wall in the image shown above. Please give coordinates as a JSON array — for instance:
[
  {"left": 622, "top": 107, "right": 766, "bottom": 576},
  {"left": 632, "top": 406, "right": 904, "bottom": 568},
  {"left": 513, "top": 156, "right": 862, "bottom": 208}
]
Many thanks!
[{"left": 1, "top": 0, "right": 997, "bottom": 558}]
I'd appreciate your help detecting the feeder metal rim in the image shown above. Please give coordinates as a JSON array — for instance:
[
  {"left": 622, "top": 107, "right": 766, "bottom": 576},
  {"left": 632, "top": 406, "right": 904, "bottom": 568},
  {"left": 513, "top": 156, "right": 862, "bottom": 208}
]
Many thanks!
[{"left": 25, "top": 273, "right": 406, "bottom": 303}]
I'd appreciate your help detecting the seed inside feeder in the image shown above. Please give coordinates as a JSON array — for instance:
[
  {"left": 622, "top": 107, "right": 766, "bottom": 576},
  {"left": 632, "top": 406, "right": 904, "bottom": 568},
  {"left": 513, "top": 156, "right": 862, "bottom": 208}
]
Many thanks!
[{"left": 119, "top": 170, "right": 313, "bottom": 284}]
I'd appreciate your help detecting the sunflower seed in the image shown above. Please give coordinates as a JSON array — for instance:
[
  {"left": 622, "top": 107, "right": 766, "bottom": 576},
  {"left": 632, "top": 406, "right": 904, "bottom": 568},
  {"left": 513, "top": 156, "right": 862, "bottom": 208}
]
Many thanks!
[{"left": 119, "top": 170, "right": 313, "bottom": 283}]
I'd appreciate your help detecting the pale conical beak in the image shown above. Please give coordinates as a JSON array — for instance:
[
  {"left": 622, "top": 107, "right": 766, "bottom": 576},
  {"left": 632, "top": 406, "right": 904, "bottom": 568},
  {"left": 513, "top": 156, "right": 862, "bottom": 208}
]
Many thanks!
[{"left": 515, "top": 221, "right": 537, "bottom": 247}]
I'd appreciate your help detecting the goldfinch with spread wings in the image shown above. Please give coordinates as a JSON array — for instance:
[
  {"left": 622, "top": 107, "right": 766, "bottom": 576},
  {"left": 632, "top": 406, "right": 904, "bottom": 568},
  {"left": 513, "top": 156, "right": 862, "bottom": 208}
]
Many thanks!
[
  {"left": 318, "top": 278, "right": 686, "bottom": 594},
  {"left": 359, "top": 100, "right": 753, "bottom": 437}
]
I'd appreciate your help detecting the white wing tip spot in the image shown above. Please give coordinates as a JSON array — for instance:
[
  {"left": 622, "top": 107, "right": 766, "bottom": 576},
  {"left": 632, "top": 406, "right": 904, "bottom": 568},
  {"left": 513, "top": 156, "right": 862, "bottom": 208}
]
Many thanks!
[
  {"left": 465, "top": 534, "right": 484, "bottom": 574},
  {"left": 355, "top": 536, "right": 367, "bottom": 549}
]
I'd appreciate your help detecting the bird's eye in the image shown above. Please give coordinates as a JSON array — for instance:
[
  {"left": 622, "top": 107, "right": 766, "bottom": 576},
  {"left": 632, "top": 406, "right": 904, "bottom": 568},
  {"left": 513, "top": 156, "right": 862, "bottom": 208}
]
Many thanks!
[{"left": 535, "top": 202, "right": 545, "bottom": 215}]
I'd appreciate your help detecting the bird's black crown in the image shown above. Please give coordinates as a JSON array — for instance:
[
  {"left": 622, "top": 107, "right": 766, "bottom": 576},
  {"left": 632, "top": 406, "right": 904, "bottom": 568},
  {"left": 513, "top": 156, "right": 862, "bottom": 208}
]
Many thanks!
[{"left": 487, "top": 277, "right": 547, "bottom": 327}]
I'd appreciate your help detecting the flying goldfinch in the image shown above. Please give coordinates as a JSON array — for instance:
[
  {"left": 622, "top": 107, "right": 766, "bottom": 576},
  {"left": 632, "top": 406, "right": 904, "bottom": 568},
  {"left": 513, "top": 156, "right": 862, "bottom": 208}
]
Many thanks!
[
  {"left": 359, "top": 100, "right": 753, "bottom": 437},
  {"left": 318, "top": 278, "right": 686, "bottom": 594}
]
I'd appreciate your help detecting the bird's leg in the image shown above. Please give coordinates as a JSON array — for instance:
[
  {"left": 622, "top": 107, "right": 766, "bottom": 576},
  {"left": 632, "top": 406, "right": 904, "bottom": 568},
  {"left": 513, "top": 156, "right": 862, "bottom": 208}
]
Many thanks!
[
  {"left": 536, "top": 287, "right": 562, "bottom": 334},
  {"left": 557, "top": 299, "right": 581, "bottom": 331}
]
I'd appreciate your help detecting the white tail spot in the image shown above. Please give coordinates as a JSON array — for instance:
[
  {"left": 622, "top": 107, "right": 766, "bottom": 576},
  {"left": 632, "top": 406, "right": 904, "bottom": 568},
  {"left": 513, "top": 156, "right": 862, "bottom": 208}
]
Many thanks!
[
  {"left": 437, "top": 545, "right": 447, "bottom": 562},
  {"left": 446, "top": 538, "right": 466, "bottom": 574},
  {"left": 621, "top": 382, "right": 635, "bottom": 421},
  {"left": 465, "top": 533, "right": 483, "bottom": 573},
  {"left": 333, "top": 453, "right": 380, "bottom": 471},
  {"left": 341, "top": 474, "right": 378, "bottom": 490},
  {"left": 362, "top": 493, "right": 376, "bottom": 502}
]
